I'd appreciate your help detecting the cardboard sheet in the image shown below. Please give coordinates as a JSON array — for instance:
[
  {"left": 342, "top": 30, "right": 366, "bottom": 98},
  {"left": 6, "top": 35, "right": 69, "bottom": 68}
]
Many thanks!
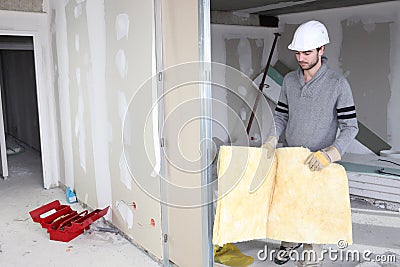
[{"left": 213, "top": 146, "right": 352, "bottom": 246}]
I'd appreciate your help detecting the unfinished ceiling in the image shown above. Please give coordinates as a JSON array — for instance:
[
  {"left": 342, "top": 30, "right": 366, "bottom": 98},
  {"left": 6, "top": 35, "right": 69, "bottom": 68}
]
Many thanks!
[{"left": 211, "top": 0, "right": 399, "bottom": 16}]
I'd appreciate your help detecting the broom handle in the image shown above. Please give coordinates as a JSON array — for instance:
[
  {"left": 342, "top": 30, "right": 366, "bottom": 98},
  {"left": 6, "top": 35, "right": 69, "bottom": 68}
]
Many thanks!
[{"left": 246, "top": 32, "right": 281, "bottom": 135}]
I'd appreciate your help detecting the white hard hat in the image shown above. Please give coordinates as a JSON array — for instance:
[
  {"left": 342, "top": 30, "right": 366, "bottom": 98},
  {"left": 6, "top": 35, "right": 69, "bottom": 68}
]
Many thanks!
[{"left": 288, "top": 20, "right": 330, "bottom": 51}]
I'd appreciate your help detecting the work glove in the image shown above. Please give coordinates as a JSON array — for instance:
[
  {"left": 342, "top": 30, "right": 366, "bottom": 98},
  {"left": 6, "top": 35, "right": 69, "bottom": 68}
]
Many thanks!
[
  {"left": 305, "top": 146, "right": 341, "bottom": 171},
  {"left": 261, "top": 136, "right": 278, "bottom": 158}
]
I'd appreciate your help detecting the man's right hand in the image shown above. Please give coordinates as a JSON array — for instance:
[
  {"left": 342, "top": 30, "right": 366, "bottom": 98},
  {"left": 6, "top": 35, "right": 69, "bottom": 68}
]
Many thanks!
[{"left": 261, "top": 136, "right": 278, "bottom": 158}]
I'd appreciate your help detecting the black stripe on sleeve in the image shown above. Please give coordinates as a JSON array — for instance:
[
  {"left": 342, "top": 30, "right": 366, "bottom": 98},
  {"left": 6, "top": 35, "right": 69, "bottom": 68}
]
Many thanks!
[
  {"left": 277, "top": 101, "right": 289, "bottom": 109},
  {"left": 338, "top": 113, "right": 357, "bottom": 120},
  {"left": 337, "top": 106, "right": 356, "bottom": 113},
  {"left": 275, "top": 107, "right": 288, "bottom": 114}
]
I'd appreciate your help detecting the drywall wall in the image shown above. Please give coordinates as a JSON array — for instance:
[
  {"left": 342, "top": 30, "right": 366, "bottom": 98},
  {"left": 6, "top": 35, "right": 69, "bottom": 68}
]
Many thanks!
[
  {"left": 50, "top": 0, "right": 162, "bottom": 260},
  {"left": 341, "top": 21, "right": 390, "bottom": 140},
  {"left": 225, "top": 38, "right": 264, "bottom": 80},
  {"left": 162, "top": 0, "right": 204, "bottom": 266},
  {"left": 278, "top": 1, "right": 400, "bottom": 150},
  {"left": 211, "top": 24, "right": 278, "bottom": 145},
  {"left": 52, "top": 0, "right": 75, "bottom": 191},
  {"left": 0, "top": 0, "right": 43, "bottom": 12}
]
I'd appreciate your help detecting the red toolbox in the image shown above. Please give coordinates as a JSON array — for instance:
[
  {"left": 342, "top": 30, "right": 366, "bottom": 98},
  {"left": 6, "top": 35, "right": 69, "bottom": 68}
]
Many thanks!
[{"left": 29, "top": 200, "right": 110, "bottom": 242}]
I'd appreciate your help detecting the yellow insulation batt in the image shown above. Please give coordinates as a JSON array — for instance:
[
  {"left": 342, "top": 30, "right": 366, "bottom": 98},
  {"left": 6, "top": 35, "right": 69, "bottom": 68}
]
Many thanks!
[{"left": 213, "top": 146, "right": 352, "bottom": 246}]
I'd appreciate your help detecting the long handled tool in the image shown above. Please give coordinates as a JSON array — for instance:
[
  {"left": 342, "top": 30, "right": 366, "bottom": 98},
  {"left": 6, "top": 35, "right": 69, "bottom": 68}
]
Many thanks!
[{"left": 246, "top": 32, "right": 280, "bottom": 135}]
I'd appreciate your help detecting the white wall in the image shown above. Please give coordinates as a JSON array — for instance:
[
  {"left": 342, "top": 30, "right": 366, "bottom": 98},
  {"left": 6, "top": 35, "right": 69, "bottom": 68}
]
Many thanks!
[
  {"left": 50, "top": 0, "right": 162, "bottom": 259},
  {"left": 50, "top": 0, "right": 209, "bottom": 264}
]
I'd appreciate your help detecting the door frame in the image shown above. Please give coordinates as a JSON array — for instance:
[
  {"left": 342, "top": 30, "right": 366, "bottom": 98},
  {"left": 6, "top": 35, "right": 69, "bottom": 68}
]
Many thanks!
[{"left": 0, "top": 10, "right": 60, "bottom": 188}]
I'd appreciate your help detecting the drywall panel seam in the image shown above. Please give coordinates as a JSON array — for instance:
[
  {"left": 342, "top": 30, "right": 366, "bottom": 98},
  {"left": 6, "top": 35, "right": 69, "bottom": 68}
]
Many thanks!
[
  {"left": 53, "top": 1, "right": 75, "bottom": 189},
  {"left": 75, "top": 67, "right": 86, "bottom": 172},
  {"left": 154, "top": 0, "right": 168, "bottom": 264},
  {"left": 151, "top": 2, "right": 161, "bottom": 179},
  {"left": 38, "top": 11, "right": 61, "bottom": 188},
  {"left": 86, "top": 0, "right": 112, "bottom": 216}
]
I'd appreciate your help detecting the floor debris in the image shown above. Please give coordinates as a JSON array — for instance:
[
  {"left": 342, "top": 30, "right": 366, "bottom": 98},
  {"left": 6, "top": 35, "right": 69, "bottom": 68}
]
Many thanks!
[{"left": 0, "top": 147, "right": 161, "bottom": 266}]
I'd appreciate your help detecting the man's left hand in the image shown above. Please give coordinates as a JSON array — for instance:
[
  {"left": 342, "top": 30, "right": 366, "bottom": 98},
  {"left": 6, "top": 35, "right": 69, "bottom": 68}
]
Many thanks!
[{"left": 305, "top": 146, "right": 341, "bottom": 171}]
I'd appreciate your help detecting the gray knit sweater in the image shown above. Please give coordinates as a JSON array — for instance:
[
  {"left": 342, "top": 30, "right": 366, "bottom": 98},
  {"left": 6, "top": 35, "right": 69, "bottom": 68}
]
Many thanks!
[{"left": 274, "top": 56, "right": 359, "bottom": 155}]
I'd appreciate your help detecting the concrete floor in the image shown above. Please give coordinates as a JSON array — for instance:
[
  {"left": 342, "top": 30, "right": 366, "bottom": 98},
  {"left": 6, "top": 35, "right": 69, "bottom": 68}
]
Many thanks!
[
  {"left": 1, "top": 145, "right": 399, "bottom": 267},
  {"left": 0, "top": 147, "right": 161, "bottom": 267}
]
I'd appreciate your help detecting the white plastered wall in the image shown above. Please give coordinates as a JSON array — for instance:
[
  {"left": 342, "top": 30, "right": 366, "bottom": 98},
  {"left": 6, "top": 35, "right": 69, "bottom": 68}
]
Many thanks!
[
  {"left": 50, "top": 0, "right": 162, "bottom": 259},
  {"left": 49, "top": 0, "right": 209, "bottom": 264}
]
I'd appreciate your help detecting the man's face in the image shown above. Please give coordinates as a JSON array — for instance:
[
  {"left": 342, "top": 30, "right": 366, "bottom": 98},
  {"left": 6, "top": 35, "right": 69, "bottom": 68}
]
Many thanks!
[{"left": 295, "top": 49, "right": 320, "bottom": 70}]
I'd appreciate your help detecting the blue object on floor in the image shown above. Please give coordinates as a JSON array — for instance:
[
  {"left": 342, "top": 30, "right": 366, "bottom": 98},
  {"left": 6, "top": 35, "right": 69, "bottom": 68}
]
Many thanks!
[{"left": 66, "top": 186, "right": 77, "bottom": 204}]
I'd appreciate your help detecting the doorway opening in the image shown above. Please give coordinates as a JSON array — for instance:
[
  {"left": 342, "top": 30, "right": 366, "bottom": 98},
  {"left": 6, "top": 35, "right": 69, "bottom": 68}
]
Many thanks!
[{"left": 0, "top": 35, "right": 43, "bottom": 186}]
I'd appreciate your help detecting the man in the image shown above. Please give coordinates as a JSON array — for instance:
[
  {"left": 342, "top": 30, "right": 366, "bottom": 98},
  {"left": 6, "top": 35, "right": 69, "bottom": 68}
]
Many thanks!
[{"left": 262, "top": 20, "right": 359, "bottom": 266}]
